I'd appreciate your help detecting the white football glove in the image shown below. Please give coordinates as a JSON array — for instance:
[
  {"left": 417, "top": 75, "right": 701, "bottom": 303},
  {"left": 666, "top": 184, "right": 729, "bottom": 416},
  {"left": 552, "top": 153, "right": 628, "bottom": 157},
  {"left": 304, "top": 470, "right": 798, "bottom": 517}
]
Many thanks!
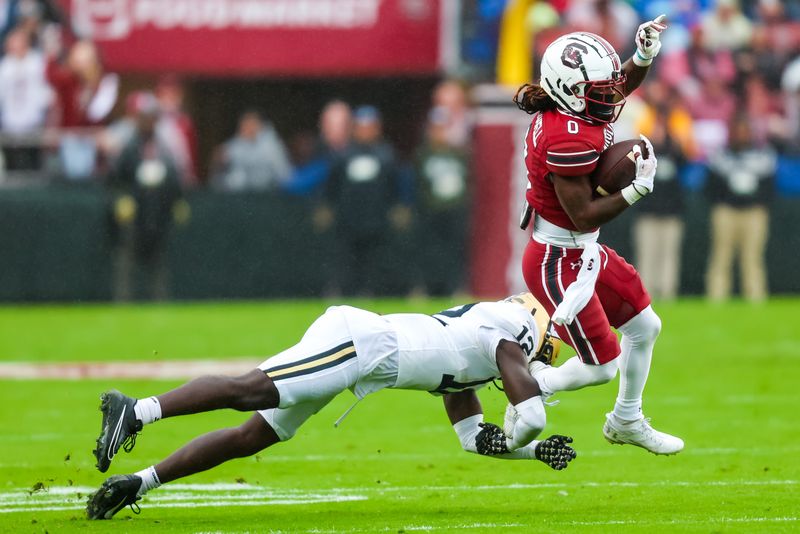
[
  {"left": 634, "top": 14, "right": 668, "bottom": 66},
  {"left": 622, "top": 135, "right": 657, "bottom": 205}
]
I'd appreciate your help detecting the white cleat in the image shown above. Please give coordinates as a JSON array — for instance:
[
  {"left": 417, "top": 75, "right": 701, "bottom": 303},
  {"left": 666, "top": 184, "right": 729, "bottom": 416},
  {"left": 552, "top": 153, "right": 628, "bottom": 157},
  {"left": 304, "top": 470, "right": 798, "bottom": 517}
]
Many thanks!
[{"left": 602, "top": 413, "right": 684, "bottom": 455}]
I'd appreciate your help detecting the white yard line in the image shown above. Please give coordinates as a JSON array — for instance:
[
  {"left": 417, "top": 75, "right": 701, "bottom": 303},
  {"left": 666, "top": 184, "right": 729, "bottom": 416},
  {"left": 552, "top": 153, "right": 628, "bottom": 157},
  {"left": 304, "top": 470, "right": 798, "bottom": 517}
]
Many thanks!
[
  {"left": 301, "top": 517, "right": 800, "bottom": 533},
  {"left": 564, "top": 517, "right": 799, "bottom": 527},
  {"left": 3, "top": 479, "right": 796, "bottom": 515}
]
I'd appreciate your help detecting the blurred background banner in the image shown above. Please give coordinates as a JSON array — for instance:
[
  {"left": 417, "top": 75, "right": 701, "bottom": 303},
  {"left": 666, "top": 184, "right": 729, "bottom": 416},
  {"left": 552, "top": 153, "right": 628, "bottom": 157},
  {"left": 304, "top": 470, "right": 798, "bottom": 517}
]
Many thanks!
[{"left": 62, "top": 0, "right": 445, "bottom": 75}]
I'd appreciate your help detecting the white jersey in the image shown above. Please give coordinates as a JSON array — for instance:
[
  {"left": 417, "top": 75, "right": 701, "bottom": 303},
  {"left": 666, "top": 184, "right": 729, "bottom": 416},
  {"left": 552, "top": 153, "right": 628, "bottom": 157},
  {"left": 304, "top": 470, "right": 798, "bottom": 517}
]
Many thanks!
[
  {"left": 258, "top": 301, "right": 540, "bottom": 440},
  {"left": 342, "top": 301, "right": 539, "bottom": 395}
]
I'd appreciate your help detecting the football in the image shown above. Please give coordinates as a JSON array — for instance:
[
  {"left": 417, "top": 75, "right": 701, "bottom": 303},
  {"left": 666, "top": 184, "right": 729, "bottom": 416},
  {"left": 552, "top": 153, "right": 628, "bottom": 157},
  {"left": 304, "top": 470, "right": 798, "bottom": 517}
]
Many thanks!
[{"left": 590, "top": 139, "right": 648, "bottom": 197}]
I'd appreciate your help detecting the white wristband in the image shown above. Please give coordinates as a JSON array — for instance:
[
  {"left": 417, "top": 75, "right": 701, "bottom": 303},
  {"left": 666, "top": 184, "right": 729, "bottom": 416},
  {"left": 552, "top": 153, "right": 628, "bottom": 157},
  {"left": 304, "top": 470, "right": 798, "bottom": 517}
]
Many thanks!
[
  {"left": 506, "top": 396, "right": 546, "bottom": 450},
  {"left": 453, "top": 414, "right": 484, "bottom": 454},
  {"left": 621, "top": 183, "right": 645, "bottom": 205},
  {"left": 632, "top": 50, "right": 653, "bottom": 67}
]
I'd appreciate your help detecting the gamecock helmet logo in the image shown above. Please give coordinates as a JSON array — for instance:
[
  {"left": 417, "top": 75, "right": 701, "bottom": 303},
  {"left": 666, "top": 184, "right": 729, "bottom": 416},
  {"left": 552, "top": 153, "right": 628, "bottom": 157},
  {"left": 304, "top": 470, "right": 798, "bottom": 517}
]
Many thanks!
[{"left": 561, "top": 42, "right": 589, "bottom": 69}]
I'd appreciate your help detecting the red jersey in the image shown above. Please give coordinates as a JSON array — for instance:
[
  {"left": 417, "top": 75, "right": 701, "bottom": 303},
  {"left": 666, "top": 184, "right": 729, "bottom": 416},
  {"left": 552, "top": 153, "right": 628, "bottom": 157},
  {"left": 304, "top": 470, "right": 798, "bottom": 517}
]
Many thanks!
[{"left": 524, "top": 109, "right": 613, "bottom": 231}]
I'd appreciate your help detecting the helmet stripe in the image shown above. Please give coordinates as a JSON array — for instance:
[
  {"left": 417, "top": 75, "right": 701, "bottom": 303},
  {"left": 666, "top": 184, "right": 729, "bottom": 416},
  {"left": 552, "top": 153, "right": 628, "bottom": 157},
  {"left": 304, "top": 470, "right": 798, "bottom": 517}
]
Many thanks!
[{"left": 571, "top": 33, "right": 621, "bottom": 71}]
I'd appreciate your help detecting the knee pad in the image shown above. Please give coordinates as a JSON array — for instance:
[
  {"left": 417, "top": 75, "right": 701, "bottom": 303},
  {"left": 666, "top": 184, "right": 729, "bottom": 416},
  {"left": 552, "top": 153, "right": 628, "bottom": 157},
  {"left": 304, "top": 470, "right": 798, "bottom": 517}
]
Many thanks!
[{"left": 620, "top": 306, "right": 661, "bottom": 344}]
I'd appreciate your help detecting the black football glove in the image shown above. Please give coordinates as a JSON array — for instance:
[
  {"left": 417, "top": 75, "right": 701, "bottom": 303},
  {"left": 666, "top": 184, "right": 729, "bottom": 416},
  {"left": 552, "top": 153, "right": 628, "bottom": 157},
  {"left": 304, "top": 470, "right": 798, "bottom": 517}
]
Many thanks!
[
  {"left": 475, "top": 422, "right": 509, "bottom": 456},
  {"left": 534, "top": 434, "right": 577, "bottom": 470}
]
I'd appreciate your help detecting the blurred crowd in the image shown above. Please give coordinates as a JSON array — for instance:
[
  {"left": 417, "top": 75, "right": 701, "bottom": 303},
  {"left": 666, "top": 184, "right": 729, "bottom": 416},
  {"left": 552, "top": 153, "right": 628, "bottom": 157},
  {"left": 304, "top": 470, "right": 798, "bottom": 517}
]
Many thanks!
[
  {"left": 101, "top": 82, "right": 474, "bottom": 301},
  {"left": 1, "top": 0, "right": 797, "bottom": 301}
]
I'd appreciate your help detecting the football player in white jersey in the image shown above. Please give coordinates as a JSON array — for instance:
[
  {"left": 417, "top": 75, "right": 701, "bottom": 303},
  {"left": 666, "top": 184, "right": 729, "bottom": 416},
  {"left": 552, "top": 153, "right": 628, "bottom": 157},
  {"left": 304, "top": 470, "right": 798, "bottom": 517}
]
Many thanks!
[{"left": 86, "top": 294, "right": 575, "bottom": 520}]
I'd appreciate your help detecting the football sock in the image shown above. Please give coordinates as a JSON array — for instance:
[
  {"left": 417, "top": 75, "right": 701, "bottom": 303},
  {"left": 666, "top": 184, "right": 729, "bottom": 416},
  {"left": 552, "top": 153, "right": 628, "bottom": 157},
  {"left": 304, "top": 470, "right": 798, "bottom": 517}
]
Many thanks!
[
  {"left": 134, "top": 396, "right": 162, "bottom": 425},
  {"left": 134, "top": 466, "right": 161, "bottom": 497},
  {"left": 534, "top": 356, "right": 618, "bottom": 397},
  {"left": 613, "top": 306, "right": 660, "bottom": 422}
]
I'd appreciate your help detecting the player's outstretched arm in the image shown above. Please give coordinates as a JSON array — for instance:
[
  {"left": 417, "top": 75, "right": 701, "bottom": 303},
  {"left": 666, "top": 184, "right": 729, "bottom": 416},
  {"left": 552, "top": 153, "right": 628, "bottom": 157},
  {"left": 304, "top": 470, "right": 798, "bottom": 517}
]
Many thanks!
[
  {"left": 475, "top": 424, "right": 577, "bottom": 470},
  {"left": 444, "top": 390, "right": 571, "bottom": 463},
  {"left": 623, "top": 14, "right": 667, "bottom": 94}
]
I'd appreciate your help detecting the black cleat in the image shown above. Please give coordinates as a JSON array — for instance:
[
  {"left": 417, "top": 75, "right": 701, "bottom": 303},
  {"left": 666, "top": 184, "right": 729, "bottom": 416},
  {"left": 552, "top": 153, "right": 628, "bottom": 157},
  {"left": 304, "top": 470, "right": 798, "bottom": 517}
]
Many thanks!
[
  {"left": 86, "top": 474, "right": 143, "bottom": 520},
  {"left": 93, "top": 390, "right": 142, "bottom": 473}
]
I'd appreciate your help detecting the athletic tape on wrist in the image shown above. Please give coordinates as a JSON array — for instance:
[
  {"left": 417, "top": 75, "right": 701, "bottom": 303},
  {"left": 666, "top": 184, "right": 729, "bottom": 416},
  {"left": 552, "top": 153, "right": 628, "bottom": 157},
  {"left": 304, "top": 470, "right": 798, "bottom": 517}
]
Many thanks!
[
  {"left": 621, "top": 183, "right": 644, "bottom": 205},
  {"left": 633, "top": 49, "right": 653, "bottom": 67}
]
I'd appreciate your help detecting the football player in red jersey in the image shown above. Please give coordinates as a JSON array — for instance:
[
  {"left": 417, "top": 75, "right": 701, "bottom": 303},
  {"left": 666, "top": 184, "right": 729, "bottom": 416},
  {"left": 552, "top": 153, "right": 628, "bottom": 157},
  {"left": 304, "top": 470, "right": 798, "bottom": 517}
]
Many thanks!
[{"left": 516, "top": 17, "right": 684, "bottom": 455}]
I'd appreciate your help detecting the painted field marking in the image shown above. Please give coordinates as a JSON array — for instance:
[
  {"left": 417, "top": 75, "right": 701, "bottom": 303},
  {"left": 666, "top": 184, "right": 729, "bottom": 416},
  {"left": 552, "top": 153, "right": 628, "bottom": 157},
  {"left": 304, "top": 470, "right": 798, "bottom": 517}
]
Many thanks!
[
  {"left": 194, "top": 517, "right": 800, "bottom": 533},
  {"left": 2, "top": 479, "right": 796, "bottom": 514},
  {"left": 0, "top": 484, "right": 367, "bottom": 514}
]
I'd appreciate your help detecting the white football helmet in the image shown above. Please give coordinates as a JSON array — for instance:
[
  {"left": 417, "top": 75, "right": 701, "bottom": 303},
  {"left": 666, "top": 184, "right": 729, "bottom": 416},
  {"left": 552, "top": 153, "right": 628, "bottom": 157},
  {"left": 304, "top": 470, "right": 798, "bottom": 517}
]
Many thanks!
[{"left": 540, "top": 32, "right": 627, "bottom": 123}]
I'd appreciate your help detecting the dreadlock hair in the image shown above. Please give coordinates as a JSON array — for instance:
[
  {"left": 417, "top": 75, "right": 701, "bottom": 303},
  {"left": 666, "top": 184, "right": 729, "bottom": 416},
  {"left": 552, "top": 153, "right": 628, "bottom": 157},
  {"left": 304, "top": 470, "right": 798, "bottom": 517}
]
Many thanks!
[{"left": 513, "top": 83, "right": 559, "bottom": 115}]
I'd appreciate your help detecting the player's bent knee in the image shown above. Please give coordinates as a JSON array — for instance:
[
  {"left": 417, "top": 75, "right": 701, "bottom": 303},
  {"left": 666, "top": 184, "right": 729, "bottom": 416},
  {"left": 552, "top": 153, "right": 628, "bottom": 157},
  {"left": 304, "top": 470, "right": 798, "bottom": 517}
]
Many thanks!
[
  {"left": 592, "top": 360, "right": 618, "bottom": 384},
  {"left": 638, "top": 308, "right": 662, "bottom": 343},
  {"left": 232, "top": 370, "right": 279, "bottom": 409},
  {"left": 621, "top": 306, "right": 661, "bottom": 344}
]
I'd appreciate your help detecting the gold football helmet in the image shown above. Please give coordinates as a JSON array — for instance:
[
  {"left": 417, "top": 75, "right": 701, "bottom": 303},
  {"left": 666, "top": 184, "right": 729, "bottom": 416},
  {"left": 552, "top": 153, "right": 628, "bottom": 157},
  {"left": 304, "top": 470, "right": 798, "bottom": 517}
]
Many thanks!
[{"left": 503, "top": 293, "right": 561, "bottom": 366}]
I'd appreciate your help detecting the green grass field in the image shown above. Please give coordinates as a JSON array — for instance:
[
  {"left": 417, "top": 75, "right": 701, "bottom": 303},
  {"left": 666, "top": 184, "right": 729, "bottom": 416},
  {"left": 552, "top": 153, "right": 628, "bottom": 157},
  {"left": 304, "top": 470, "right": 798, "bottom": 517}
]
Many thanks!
[{"left": 1, "top": 298, "right": 799, "bottom": 533}]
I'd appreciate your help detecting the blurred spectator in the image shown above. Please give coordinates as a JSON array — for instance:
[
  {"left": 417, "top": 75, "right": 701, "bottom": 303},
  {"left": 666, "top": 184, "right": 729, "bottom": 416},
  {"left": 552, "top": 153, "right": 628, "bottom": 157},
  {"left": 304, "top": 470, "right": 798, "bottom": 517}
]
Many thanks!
[
  {"left": 701, "top": 0, "right": 753, "bottom": 51},
  {"left": 632, "top": 117, "right": 688, "bottom": 301},
  {"left": 46, "top": 39, "right": 118, "bottom": 179},
  {"left": 460, "top": 0, "right": 506, "bottom": 80},
  {"left": 414, "top": 106, "right": 470, "bottom": 296},
  {"left": 780, "top": 55, "right": 800, "bottom": 152},
  {"left": 431, "top": 80, "right": 473, "bottom": 150},
  {"left": 634, "top": 80, "right": 697, "bottom": 159},
  {"left": 99, "top": 91, "right": 147, "bottom": 163},
  {"left": 320, "top": 99, "right": 353, "bottom": 154},
  {"left": 754, "top": 0, "right": 800, "bottom": 56},
  {"left": 687, "top": 78, "right": 738, "bottom": 158},
  {"left": 705, "top": 113, "right": 775, "bottom": 302},
  {"left": 210, "top": 110, "right": 292, "bottom": 192},
  {"left": 284, "top": 99, "right": 352, "bottom": 197},
  {"left": 743, "top": 75, "right": 789, "bottom": 147},
  {"left": 565, "top": 0, "right": 639, "bottom": 54},
  {"left": 659, "top": 25, "right": 737, "bottom": 101},
  {"left": 734, "top": 25, "right": 789, "bottom": 91},
  {"left": 0, "top": 27, "right": 49, "bottom": 170},
  {"left": 322, "top": 105, "right": 409, "bottom": 296},
  {"left": 285, "top": 129, "right": 321, "bottom": 192},
  {"left": 46, "top": 39, "right": 118, "bottom": 128},
  {"left": 155, "top": 75, "right": 199, "bottom": 188},
  {"left": 108, "top": 92, "right": 186, "bottom": 301},
  {"left": 0, "top": 0, "right": 21, "bottom": 46},
  {"left": 658, "top": 24, "right": 737, "bottom": 158},
  {"left": 15, "top": 0, "right": 57, "bottom": 49}
]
